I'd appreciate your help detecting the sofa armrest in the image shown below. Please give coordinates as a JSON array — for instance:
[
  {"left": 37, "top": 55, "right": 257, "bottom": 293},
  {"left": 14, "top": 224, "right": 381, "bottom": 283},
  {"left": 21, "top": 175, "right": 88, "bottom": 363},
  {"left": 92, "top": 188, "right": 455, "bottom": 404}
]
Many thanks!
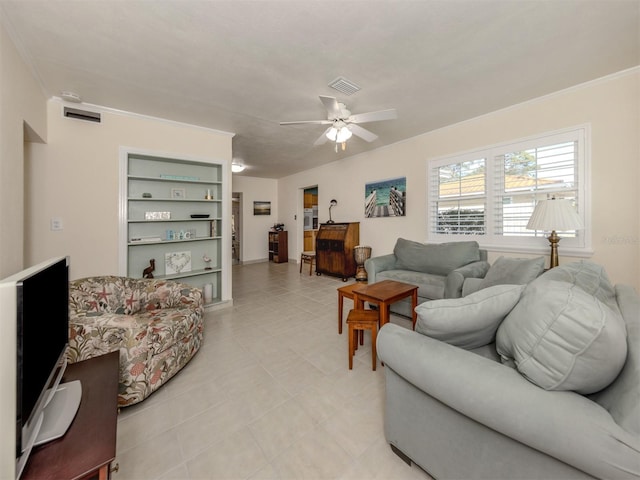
[
  {"left": 364, "top": 254, "right": 397, "bottom": 284},
  {"left": 377, "top": 323, "right": 640, "bottom": 479},
  {"left": 444, "top": 260, "right": 490, "bottom": 298}
]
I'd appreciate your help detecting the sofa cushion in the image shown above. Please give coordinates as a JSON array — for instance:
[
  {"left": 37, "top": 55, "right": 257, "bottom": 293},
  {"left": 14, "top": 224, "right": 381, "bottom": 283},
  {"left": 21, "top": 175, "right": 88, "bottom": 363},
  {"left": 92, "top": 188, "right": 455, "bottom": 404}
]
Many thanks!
[
  {"left": 416, "top": 284, "right": 525, "bottom": 349},
  {"left": 393, "top": 238, "right": 480, "bottom": 276},
  {"left": 479, "top": 256, "right": 545, "bottom": 289},
  {"left": 539, "top": 260, "right": 620, "bottom": 314},
  {"left": 496, "top": 280, "right": 628, "bottom": 394},
  {"left": 378, "top": 270, "right": 446, "bottom": 300}
]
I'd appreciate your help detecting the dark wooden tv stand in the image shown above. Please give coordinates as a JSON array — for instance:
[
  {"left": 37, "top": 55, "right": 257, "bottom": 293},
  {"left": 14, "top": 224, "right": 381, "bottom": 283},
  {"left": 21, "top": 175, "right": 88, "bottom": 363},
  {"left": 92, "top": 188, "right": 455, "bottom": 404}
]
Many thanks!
[{"left": 22, "top": 351, "right": 119, "bottom": 480}]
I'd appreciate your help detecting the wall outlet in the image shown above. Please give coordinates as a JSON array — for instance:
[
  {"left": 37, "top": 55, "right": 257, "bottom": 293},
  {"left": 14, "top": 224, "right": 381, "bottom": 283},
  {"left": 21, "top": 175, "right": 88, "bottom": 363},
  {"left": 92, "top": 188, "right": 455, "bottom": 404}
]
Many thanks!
[{"left": 50, "top": 217, "right": 63, "bottom": 231}]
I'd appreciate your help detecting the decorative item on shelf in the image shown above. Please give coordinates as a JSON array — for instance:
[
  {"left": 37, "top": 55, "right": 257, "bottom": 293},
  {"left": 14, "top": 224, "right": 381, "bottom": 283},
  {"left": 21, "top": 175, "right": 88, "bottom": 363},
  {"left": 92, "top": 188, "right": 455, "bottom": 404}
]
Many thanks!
[
  {"left": 142, "top": 259, "right": 155, "bottom": 279},
  {"left": 353, "top": 245, "right": 372, "bottom": 282},
  {"left": 209, "top": 220, "right": 217, "bottom": 237},
  {"left": 131, "top": 236, "right": 162, "bottom": 243},
  {"left": 327, "top": 199, "right": 338, "bottom": 223},
  {"left": 203, "top": 283, "right": 213, "bottom": 303},
  {"left": 271, "top": 223, "right": 285, "bottom": 232},
  {"left": 205, "top": 189, "right": 214, "bottom": 200},
  {"left": 165, "top": 251, "right": 192, "bottom": 274},
  {"left": 166, "top": 230, "right": 175, "bottom": 241},
  {"left": 142, "top": 192, "right": 152, "bottom": 198},
  {"left": 170, "top": 188, "right": 186, "bottom": 199},
  {"left": 526, "top": 196, "right": 584, "bottom": 268},
  {"left": 203, "top": 254, "right": 212, "bottom": 270},
  {"left": 190, "top": 214, "right": 210, "bottom": 218},
  {"left": 145, "top": 211, "right": 171, "bottom": 220},
  {"left": 160, "top": 174, "right": 199, "bottom": 181}
]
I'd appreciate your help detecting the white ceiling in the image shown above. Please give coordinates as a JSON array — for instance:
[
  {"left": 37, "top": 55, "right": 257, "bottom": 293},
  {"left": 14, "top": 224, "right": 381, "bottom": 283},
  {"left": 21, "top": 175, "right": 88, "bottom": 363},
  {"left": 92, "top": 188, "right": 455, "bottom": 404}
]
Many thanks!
[{"left": 2, "top": 0, "right": 638, "bottom": 178}]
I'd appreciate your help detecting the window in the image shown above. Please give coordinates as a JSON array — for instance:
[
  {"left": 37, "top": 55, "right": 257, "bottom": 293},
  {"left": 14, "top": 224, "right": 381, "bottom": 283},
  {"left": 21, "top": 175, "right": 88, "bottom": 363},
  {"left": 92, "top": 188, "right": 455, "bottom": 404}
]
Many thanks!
[{"left": 428, "top": 126, "right": 590, "bottom": 253}]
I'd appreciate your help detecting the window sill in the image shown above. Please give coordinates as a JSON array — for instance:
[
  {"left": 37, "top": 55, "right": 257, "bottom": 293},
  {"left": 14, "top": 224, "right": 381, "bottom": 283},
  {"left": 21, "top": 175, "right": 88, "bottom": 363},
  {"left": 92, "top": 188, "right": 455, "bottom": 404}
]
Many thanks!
[{"left": 478, "top": 243, "right": 594, "bottom": 258}]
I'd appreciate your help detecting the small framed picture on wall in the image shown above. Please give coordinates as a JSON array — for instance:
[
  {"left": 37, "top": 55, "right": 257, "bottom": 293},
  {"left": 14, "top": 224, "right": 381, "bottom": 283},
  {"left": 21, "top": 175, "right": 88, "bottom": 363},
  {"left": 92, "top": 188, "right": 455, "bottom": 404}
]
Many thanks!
[{"left": 253, "top": 201, "right": 271, "bottom": 215}]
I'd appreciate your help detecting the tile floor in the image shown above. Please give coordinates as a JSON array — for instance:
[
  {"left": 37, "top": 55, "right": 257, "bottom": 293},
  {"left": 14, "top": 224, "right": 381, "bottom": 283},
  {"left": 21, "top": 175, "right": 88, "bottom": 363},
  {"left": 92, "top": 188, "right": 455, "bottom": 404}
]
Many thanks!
[{"left": 113, "top": 261, "right": 432, "bottom": 480}]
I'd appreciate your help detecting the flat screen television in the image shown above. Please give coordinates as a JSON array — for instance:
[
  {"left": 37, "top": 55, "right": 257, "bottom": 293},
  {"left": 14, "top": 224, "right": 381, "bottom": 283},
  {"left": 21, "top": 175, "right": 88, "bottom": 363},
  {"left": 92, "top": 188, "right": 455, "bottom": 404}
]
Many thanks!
[{"left": 0, "top": 256, "right": 81, "bottom": 479}]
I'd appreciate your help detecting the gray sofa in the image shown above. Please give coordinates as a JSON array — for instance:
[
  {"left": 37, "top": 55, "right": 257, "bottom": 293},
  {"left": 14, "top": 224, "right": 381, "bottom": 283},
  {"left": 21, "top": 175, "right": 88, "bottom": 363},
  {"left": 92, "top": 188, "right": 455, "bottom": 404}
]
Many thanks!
[
  {"left": 377, "top": 261, "right": 640, "bottom": 479},
  {"left": 364, "top": 238, "right": 489, "bottom": 317}
]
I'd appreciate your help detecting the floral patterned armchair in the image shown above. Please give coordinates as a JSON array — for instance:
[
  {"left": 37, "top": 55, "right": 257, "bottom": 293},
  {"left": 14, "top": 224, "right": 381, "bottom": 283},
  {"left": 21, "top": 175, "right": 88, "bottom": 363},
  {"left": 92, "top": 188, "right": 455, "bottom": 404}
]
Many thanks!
[{"left": 67, "top": 276, "right": 204, "bottom": 406}]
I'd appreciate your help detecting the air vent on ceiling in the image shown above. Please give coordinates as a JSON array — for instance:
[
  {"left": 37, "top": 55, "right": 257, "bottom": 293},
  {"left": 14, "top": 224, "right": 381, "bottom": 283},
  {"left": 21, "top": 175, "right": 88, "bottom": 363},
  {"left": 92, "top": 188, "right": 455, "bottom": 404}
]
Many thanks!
[
  {"left": 328, "top": 76, "right": 361, "bottom": 96},
  {"left": 63, "top": 107, "right": 101, "bottom": 123}
]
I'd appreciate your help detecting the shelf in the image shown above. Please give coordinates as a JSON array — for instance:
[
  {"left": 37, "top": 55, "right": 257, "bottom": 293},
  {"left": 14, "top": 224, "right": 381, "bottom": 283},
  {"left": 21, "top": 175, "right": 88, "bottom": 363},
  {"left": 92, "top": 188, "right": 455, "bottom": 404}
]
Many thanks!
[
  {"left": 152, "top": 268, "right": 222, "bottom": 281},
  {"left": 122, "top": 150, "right": 226, "bottom": 310},
  {"left": 128, "top": 174, "right": 222, "bottom": 185},
  {"left": 128, "top": 236, "right": 219, "bottom": 246},
  {"left": 128, "top": 218, "right": 221, "bottom": 223},
  {"left": 128, "top": 197, "right": 222, "bottom": 203}
]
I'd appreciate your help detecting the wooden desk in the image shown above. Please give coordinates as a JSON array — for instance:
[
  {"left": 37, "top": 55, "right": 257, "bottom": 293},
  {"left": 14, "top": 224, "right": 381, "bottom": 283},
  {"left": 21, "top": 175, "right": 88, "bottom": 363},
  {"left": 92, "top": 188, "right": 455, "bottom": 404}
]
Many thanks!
[
  {"left": 22, "top": 351, "right": 119, "bottom": 480},
  {"left": 353, "top": 280, "right": 418, "bottom": 329}
]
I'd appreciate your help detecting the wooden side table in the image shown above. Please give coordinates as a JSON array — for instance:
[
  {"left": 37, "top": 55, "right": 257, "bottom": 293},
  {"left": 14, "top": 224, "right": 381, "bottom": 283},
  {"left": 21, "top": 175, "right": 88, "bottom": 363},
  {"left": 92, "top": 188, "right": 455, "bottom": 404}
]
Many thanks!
[
  {"left": 337, "top": 282, "right": 370, "bottom": 335},
  {"left": 353, "top": 280, "right": 419, "bottom": 329},
  {"left": 347, "top": 309, "right": 380, "bottom": 371},
  {"left": 22, "top": 351, "right": 119, "bottom": 480}
]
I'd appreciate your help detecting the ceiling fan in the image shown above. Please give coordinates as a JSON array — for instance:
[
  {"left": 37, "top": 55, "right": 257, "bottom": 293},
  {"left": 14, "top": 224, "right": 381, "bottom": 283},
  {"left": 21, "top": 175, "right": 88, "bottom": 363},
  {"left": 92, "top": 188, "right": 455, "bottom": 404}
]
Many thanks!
[{"left": 280, "top": 96, "right": 397, "bottom": 152}]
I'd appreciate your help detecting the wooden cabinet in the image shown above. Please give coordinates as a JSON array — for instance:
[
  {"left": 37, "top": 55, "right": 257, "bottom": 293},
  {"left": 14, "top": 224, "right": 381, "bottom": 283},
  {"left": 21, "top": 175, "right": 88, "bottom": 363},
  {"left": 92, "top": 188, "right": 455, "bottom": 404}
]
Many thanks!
[
  {"left": 268, "top": 231, "right": 288, "bottom": 263},
  {"left": 22, "top": 352, "right": 119, "bottom": 480},
  {"left": 119, "top": 149, "right": 228, "bottom": 308},
  {"left": 316, "top": 222, "right": 359, "bottom": 281}
]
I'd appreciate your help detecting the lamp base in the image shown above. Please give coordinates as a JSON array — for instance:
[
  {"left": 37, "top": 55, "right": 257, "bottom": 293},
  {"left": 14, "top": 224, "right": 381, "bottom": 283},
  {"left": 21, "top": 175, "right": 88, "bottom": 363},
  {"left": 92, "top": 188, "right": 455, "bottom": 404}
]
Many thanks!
[{"left": 547, "top": 230, "right": 561, "bottom": 268}]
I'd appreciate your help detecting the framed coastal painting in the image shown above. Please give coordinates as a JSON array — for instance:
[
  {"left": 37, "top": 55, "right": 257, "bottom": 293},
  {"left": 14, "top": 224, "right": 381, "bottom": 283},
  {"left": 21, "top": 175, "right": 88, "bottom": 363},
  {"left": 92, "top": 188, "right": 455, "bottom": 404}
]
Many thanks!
[{"left": 364, "top": 177, "right": 406, "bottom": 218}]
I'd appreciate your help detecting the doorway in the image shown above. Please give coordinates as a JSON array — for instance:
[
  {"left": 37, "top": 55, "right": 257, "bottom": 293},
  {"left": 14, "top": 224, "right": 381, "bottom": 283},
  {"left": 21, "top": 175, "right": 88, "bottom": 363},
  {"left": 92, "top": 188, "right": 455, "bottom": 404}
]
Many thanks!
[
  {"left": 302, "top": 186, "right": 318, "bottom": 252},
  {"left": 232, "top": 193, "right": 241, "bottom": 265}
]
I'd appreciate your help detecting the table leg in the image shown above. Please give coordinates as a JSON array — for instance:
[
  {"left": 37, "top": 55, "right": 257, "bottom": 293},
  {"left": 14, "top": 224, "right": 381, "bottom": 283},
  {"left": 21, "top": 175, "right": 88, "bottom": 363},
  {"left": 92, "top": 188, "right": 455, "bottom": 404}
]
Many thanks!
[
  {"left": 379, "top": 302, "right": 390, "bottom": 327},
  {"left": 338, "top": 292, "right": 344, "bottom": 334},
  {"left": 411, "top": 289, "right": 418, "bottom": 330},
  {"left": 348, "top": 323, "right": 354, "bottom": 369},
  {"left": 354, "top": 294, "right": 365, "bottom": 344},
  {"left": 371, "top": 325, "right": 377, "bottom": 371}
]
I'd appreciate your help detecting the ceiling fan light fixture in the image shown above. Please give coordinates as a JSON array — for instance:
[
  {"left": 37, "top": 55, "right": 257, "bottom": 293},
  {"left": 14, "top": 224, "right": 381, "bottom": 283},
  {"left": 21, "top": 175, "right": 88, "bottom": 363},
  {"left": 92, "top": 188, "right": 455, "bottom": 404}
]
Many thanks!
[
  {"left": 231, "top": 162, "right": 245, "bottom": 173},
  {"left": 326, "top": 126, "right": 352, "bottom": 143}
]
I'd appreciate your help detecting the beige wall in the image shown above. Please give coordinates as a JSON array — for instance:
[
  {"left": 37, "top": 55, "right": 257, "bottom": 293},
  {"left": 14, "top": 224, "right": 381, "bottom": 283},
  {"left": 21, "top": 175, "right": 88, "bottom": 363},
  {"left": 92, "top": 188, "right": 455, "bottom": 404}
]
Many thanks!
[
  {"left": 232, "top": 175, "right": 279, "bottom": 263},
  {"left": 279, "top": 69, "right": 640, "bottom": 289},
  {"left": 26, "top": 100, "right": 233, "bottom": 281},
  {"left": 0, "top": 15, "right": 47, "bottom": 278}
]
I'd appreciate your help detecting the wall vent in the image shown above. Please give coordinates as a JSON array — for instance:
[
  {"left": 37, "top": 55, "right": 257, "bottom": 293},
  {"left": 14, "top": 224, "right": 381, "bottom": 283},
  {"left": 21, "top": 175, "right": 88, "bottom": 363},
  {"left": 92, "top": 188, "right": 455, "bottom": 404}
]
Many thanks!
[
  {"left": 63, "top": 107, "right": 101, "bottom": 123},
  {"left": 328, "top": 77, "right": 361, "bottom": 96}
]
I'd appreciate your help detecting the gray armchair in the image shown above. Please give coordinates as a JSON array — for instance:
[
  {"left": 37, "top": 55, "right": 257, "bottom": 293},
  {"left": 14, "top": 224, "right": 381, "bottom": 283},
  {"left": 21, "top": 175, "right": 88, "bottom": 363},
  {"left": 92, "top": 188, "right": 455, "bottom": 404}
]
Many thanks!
[{"left": 364, "top": 238, "right": 489, "bottom": 317}]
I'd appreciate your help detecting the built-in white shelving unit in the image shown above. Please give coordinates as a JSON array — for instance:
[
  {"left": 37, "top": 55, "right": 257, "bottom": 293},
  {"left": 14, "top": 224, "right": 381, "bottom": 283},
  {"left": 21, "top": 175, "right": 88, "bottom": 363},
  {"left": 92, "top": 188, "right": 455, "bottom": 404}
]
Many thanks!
[{"left": 119, "top": 148, "right": 230, "bottom": 308}]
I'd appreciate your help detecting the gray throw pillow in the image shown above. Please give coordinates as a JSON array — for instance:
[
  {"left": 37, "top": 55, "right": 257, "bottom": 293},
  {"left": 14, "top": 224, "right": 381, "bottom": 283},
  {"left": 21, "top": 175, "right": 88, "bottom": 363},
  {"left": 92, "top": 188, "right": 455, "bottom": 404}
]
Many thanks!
[
  {"left": 480, "top": 256, "right": 545, "bottom": 288},
  {"left": 496, "top": 280, "right": 628, "bottom": 394},
  {"left": 415, "top": 284, "right": 525, "bottom": 349}
]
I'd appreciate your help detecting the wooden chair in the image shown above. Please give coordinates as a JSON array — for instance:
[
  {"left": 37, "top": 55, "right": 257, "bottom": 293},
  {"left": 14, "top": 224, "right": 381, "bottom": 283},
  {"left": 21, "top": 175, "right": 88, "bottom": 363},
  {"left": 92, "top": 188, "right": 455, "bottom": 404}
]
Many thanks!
[{"left": 300, "top": 251, "right": 316, "bottom": 275}]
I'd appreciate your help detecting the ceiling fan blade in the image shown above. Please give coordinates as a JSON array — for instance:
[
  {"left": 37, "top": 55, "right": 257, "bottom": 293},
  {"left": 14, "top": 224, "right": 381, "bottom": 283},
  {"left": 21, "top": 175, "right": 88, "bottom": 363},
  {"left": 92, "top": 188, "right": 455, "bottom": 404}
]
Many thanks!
[
  {"left": 313, "top": 127, "right": 332, "bottom": 146},
  {"left": 348, "top": 109, "right": 397, "bottom": 124},
  {"left": 319, "top": 95, "right": 341, "bottom": 119},
  {"left": 280, "top": 120, "right": 332, "bottom": 125},
  {"left": 349, "top": 124, "right": 378, "bottom": 142}
]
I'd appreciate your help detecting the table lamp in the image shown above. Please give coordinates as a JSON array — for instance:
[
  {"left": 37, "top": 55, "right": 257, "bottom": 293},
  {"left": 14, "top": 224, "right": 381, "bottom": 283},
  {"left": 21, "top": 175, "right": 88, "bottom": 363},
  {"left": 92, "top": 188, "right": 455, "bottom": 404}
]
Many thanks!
[
  {"left": 327, "top": 199, "right": 337, "bottom": 224},
  {"left": 526, "top": 197, "right": 584, "bottom": 268}
]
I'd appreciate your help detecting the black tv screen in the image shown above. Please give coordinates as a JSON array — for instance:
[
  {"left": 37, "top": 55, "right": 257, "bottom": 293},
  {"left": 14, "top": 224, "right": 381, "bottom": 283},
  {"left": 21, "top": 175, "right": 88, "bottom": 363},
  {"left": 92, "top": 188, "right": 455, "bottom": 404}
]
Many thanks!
[{"left": 16, "top": 257, "right": 69, "bottom": 456}]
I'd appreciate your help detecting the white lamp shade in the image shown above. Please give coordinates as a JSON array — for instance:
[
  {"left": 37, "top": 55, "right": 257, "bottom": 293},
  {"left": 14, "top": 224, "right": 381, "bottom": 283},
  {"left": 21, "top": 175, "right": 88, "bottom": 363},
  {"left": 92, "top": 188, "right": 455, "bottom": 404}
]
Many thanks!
[
  {"left": 526, "top": 199, "right": 584, "bottom": 232},
  {"left": 231, "top": 163, "right": 245, "bottom": 173}
]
